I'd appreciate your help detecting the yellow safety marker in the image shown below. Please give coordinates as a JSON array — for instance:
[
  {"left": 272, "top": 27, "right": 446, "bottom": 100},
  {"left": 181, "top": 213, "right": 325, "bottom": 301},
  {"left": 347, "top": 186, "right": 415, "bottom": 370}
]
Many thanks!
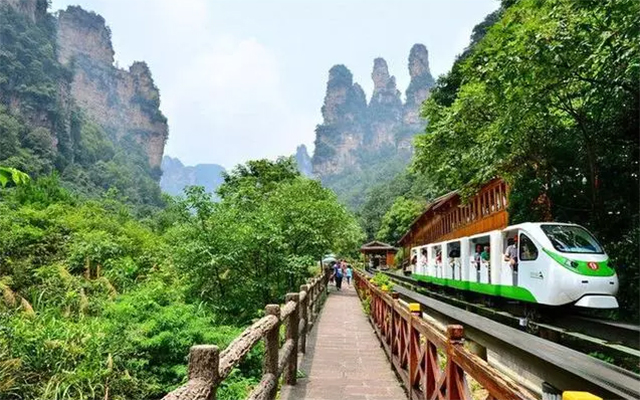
[
  {"left": 409, "top": 303, "right": 421, "bottom": 313},
  {"left": 562, "top": 392, "right": 602, "bottom": 400}
]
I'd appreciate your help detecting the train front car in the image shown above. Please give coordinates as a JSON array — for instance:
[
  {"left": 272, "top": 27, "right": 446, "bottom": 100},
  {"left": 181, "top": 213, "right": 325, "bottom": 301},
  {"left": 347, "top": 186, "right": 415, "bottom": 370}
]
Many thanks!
[{"left": 524, "top": 223, "right": 619, "bottom": 309}]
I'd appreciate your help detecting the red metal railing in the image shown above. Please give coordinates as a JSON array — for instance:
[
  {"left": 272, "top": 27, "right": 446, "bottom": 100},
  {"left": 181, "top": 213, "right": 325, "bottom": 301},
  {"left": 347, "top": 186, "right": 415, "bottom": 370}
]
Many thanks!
[{"left": 355, "top": 270, "right": 535, "bottom": 400}]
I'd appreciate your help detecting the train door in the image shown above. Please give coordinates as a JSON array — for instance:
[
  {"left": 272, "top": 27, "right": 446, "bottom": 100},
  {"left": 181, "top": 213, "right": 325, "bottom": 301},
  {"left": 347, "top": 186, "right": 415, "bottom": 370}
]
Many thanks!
[
  {"left": 410, "top": 247, "right": 418, "bottom": 274},
  {"left": 517, "top": 231, "right": 544, "bottom": 296},
  {"left": 502, "top": 230, "right": 519, "bottom": 286},
  {"left": 446, "top": 241, "right": 461, "bottom": 280},
  {"left": 425, "top": 246, "right": 436, "bottom": 277},
  {"left": 460, "top": 237, "right": 470, "bottom": 282},
  {"left": 469, "top": 234, "right": 491, "bottom": 284},
  {"left": 416, "top": 246, "right": 426, "bottom": 275},
  {"left": 432, "top": 244, "right": 443, "bottom": 279}
]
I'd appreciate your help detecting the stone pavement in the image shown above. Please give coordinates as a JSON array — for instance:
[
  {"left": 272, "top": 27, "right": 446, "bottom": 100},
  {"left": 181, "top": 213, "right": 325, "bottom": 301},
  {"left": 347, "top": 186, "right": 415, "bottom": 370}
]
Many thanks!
[{"left": 279, "top": 282, "right": 407, "bottom": 400}]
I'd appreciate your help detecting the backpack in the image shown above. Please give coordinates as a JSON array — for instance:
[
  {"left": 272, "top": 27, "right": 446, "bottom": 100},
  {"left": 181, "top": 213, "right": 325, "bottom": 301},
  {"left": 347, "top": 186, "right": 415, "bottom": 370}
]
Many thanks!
[{"left": 335, "top": 266, "right": 343, "bottom": 278}]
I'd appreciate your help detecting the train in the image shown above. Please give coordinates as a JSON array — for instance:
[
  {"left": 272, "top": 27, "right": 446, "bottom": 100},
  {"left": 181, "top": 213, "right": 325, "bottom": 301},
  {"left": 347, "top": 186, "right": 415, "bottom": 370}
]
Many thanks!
[{"left": 410, "top": 222, "right": 619, "bottom": 309}]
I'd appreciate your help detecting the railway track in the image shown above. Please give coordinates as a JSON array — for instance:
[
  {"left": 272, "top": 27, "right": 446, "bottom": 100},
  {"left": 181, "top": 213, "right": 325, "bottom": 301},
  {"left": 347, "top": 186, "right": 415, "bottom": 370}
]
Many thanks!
[{"left": 364, "top": 269, "right": 640, "bottom": 399}]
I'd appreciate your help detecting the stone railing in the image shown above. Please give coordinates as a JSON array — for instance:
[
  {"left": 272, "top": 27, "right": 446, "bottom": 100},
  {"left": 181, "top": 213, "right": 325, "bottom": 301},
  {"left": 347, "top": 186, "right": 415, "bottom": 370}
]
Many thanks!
[
  {"left": 354, "top": 270, "right": 535, "bottom": 400},
  {"left": 162, "top": 270, "right": 329, "bottom": 400}
]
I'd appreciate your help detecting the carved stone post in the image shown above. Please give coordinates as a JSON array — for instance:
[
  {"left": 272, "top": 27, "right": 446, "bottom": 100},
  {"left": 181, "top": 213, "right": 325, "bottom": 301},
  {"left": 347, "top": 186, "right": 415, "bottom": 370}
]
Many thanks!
[
  {"left": 284, "top": 293, "right": 300, "bottom": 385},
  {"left": 299, "top": 284, "right": 309, "bottom": 353},
  {"left": 264, "top": 305, "right": 280, "bottom": 400}
]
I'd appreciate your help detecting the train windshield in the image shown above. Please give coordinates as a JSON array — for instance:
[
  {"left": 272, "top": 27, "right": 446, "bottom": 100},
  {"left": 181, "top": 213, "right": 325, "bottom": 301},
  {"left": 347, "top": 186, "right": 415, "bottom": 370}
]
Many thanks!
[{"left": 541, "top": 225, "right": 604, "bottom": 254}]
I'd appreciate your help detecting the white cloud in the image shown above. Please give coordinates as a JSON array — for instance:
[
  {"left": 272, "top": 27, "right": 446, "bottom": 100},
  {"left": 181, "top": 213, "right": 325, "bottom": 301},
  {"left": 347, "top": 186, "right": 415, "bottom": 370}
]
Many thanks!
[{"left": 164, "top": 36, "right": 315, "bottom": 169}]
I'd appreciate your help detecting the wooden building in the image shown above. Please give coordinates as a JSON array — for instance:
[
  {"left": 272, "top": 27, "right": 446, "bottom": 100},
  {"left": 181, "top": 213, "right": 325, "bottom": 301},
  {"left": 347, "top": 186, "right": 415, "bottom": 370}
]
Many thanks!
[
  {"left": 398, "top": 178, "right": 510, "bottom": 256},
  {"left": 360, "top": 240, "right": 397, "bottom": 269}
]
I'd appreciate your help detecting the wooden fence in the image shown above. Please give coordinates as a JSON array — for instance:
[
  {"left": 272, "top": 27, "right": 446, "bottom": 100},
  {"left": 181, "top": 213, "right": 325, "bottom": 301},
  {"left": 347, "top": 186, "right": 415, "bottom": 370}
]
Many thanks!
[
  {"left": 162, "top": 270, "right": 330, "bottom": 400},
  {"left": 354, "top": 271, "right": 535, "bottom": 400}
]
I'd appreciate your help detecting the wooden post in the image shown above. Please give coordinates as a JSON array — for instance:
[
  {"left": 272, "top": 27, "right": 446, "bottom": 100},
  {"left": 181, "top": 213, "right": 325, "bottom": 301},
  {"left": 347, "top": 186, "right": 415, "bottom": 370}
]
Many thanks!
[
  {"left": 284, "top": 293, "right": 300, "bottom": 385},
  {"left": 264, "top": 305, "right": 280, "bottom": 400},
  {"left": 391, "top": 292, "right": 399, "bottom": 356},
  {"left": 466, "top": 339, "right": 487, "bottom": 361},
  {"left": 542, "top": 382, "right": 562, "bottom": 400},
  {"left": 191, "top": 345, "right": 219, "bottom": 400},
  {"left": 409, "top": 319, "right": 419, "bottom": 399},
  {"left": 299, "top": 284, "right": 309, "bottom": 353},
  {"left": 445, "top": 325, "right": 468, "bottom": 400},
  {"left": 307, "top": 282, "right": 314, "bottom": 325}
]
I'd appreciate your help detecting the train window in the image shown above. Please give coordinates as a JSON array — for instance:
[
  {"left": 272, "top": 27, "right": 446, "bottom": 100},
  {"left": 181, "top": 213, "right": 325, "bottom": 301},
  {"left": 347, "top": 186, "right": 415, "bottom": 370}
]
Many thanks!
[
  {"left": 519, "top": 234, "right": 538, "bottom": 261},
  {"left": 541, "top": 225, "right": 604, "bottom": 254}
]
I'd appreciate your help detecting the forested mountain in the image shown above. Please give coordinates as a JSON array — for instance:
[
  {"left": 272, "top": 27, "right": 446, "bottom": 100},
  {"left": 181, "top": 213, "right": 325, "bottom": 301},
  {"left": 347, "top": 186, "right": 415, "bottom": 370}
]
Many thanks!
[
  {"left": 0, "top": 0, "right": 167, "bottom": 206},
  {"left": 160, "top": 155, "right": 226, "bottom": 196},
  {"left": 311, "top": 44, "right": 434, "bottom": 209}
]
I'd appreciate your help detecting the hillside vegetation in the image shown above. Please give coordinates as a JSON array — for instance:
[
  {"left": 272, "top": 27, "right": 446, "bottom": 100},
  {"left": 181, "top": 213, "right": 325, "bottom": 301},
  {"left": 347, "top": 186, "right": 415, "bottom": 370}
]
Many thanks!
[
  {"left": 0, "top": 2, "right": 165, "bottom": 208},
  {"left": 0, "top": 158, "right": 362, "bottom": 399}
]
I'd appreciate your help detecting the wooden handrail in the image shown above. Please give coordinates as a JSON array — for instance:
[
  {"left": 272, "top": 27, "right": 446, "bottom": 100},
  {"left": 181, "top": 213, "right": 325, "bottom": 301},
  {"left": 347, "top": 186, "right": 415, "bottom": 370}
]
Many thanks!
[
  {"left": 354, "top": 270, "right": 536, "bottom": 400},
  {"left": 162, "top": 270, "right": 330, "bottom": 400}
]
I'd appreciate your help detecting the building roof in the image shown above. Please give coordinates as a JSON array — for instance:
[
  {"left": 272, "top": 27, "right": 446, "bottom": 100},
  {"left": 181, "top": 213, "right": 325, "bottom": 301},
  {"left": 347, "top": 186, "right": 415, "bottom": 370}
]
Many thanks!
[
  {"left": 397, "top": 190, "right": 459, "bottom": 245},
  {"left": 360, "top": 240, "right": 397, "bottom": 252}
]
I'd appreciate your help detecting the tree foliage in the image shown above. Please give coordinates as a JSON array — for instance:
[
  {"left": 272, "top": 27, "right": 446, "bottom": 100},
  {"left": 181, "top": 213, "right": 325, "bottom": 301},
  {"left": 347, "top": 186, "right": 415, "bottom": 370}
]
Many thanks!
[
  {"left": 0, "top": 166, "right": 29, "bottom": 188},
  {"left": 167, "top": 158, "right": 363, "bottom": 321},
  {"left": 0, "top": 158, "right": 363, "bottom": 398},
  {"left": 376, "top": 196, "right": 425, "bottom": 245},
  {"left": 413, "top": 0, "right": 639, "bottom": 319}
]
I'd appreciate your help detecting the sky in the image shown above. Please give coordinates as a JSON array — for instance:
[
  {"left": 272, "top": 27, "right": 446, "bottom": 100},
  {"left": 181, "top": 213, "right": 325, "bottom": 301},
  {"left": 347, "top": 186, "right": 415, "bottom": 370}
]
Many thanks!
[{"left": 50, "top": 0, "right": 499, "bottom": 170}]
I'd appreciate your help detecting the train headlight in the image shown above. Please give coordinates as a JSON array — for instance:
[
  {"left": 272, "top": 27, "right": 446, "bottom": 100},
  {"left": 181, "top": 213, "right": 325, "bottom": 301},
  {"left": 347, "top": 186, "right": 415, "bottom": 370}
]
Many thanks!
[{"left": 564, "top": 259, "right": 578, "bottom": 269}]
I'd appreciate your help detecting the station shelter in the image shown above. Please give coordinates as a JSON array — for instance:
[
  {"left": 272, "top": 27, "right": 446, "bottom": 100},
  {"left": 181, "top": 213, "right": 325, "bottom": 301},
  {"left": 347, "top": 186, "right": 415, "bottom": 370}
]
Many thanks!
[{"left": 360, "top": 240, "right": 397, "bottom": 269}]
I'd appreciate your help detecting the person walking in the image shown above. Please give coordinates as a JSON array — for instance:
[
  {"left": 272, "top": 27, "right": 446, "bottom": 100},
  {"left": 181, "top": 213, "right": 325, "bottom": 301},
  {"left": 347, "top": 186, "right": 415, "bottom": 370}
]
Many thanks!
[
  {"left": 333, "top": 262, "right": 343, "bottom": 291},
  {"left": 345, "top": 264, "right": 353, "bottom": 286}
]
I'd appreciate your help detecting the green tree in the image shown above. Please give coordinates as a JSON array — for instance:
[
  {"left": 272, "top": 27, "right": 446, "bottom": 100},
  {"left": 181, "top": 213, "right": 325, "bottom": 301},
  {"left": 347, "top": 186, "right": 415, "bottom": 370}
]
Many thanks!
[
  {"left": 413, "top": 0, "right": 639, "bottom": 319},
  {"left": 0, "top": 166, "right": 30, "bottom": 188},
  {"left": 376, "top": 197, "right": 425, "bottom": 245},
  {"left": 167, "top": 159, "right": 363, "bottom": 321}
]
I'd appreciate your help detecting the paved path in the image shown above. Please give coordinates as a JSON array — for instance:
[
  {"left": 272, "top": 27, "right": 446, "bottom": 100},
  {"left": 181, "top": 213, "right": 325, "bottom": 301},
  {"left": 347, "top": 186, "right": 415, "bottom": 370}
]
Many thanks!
[{"left": 280, "top": 282, "right": 407, "bottom": 400}]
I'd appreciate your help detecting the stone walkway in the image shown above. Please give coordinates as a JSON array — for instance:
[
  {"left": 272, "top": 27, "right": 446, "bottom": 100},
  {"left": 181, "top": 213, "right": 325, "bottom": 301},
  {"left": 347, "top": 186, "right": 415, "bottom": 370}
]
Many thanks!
[{"left": 280, "top": 282, "right": 407, "bottom": 400}]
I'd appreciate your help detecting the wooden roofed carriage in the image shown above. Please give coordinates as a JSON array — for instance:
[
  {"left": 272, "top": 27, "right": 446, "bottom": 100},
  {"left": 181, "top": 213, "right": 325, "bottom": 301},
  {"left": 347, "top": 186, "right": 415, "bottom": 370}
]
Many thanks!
[
  {"left": 398, "top": 178, "right": 510, "bottom": 256},
  {"left": 360, "top": 240, "right": 397, "bottom": 270}
]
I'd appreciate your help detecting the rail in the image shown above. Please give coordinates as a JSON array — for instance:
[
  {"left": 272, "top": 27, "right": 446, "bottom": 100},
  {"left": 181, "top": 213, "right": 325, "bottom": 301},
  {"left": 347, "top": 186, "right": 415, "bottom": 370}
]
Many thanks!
[
  {"left": 378, "top": 270, "right": 640, "bottom": 399},
  {"left": 162, "top": 270, "right": 330, "bottom": 400},
  {"left": 354, "top": 270, "right": 535, "bottom": 400}
]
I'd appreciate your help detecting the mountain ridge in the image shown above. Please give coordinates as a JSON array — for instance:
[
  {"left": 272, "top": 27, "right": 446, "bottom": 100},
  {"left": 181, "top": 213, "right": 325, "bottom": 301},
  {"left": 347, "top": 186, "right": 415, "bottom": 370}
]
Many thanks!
[
  {"left": 160, "top": 155, "right": 225, "bottom": 197},
  {"left": 311, "top": 44, "right": 435, "bottom": 208}
]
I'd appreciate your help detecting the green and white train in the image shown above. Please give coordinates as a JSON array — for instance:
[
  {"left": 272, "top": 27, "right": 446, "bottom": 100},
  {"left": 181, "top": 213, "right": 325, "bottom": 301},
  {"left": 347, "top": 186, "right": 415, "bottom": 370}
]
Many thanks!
[{"left": 410, "top": 223, "right": 619, "bottom": 309}]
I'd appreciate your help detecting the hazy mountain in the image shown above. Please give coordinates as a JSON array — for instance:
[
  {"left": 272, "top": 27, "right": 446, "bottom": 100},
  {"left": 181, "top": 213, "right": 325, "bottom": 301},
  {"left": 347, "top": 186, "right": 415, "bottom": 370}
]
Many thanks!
[{"left": 160, "top": 156, "right": 225, "bottom": 196}]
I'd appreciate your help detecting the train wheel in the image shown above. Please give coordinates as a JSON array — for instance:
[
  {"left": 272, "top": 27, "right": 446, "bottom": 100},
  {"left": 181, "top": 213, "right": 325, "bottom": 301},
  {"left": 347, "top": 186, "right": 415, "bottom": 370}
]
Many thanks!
[{"left": 524, "top": 305, "right": 541, "bottom": 334}]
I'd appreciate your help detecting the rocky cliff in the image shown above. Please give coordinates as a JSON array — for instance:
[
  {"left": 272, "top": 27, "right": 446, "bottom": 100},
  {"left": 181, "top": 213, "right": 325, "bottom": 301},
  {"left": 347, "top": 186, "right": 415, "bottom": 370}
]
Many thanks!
[
  {"left": 294, "top": 144, "right": 313, "bottom": 177},
  {"left": 0, "top": 1, "right": 168, "bottom": 204},
  {"left": 160, "top": 156, "right": 226, "bottom": 197},
  {"left": 57, "top": 6, "right": 168, "bottom": 168},
  {"left": 313, "top": 65, "right": 368, "bottom": 175},
  {"left": 403, "top": 44, "right": 434, "bottom": 130},
  {"left": 2, "top": 0, "right": 45, "bottom": 22},
  {"left": 311, "top": 44, "right": 434, "bottom": 208}
]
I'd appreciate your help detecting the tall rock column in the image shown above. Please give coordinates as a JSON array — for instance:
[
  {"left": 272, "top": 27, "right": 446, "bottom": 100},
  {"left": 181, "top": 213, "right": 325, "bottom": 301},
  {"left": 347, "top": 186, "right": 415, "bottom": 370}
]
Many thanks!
[
  {"left": 56, "top": 6, "right": 168, "bottom": 170},
  {"left": 312, "top": 65, "right": 367, "bottom": 176},
  {"left": 367, "top": 57, "right": 402, "bottom": 148},
  {"left": 403, "top": 44, "right": 435, "bottom": 127}
]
